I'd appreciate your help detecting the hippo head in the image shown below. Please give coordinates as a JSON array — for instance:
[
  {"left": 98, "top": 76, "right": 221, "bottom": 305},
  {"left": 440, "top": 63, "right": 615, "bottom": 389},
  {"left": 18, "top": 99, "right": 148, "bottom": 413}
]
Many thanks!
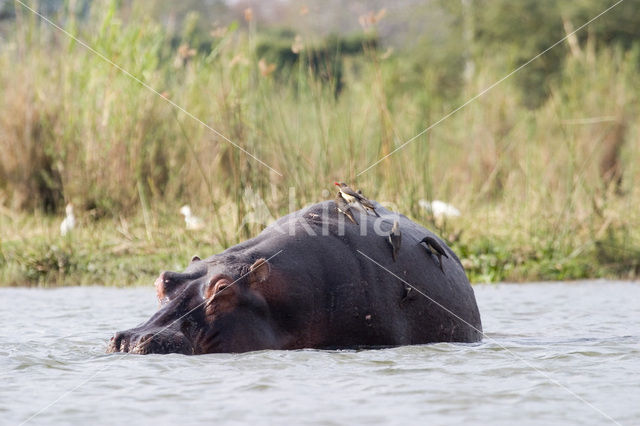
[{"left": 107, "top": 256, "right": 278, "bottom": 355}]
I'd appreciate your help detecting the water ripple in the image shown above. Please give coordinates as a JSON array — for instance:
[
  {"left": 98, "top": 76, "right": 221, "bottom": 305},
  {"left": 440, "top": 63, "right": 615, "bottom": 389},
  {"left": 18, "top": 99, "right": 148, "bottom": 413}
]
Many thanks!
[{"left": 1, "top": 282, "right": 639, "bottom": 425}]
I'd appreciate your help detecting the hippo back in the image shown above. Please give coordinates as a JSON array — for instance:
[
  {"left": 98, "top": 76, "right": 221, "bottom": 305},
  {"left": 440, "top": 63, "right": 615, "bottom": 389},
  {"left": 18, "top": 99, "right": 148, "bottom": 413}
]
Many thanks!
[{"left": 216, "top": 200, "right": 482, "bottom": 347}]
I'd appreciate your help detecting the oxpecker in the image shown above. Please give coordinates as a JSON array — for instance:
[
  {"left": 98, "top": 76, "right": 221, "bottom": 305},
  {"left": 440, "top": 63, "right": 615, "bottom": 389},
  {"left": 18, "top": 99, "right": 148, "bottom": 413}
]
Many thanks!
[
  {"left": 420, "top": 235, "right": 449, "bottom": 272},
  {"left": 387, "top": 219, "right": 402, "bottom": 262},
  {"left": 334, "top": 182, "right": 380, "bottom": 217},
  {"left": 335, "top": 193, "right": 358, "bottom": 225}
]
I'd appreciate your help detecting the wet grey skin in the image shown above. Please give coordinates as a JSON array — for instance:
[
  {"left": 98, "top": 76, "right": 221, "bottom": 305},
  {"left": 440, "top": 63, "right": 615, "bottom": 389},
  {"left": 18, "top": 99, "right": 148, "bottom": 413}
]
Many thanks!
[
  {"left": 108, "top": 201, "right": 482, "bottom": 354},
  {"left": 420, "top": 236, "right": 449, "bottom": 272}
]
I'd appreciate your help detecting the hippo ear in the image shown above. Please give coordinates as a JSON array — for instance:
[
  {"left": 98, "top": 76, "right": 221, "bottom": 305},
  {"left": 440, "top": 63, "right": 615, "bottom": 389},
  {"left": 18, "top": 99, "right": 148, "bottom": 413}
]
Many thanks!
[
  {"left": 191, "top": 255, "right": 201, "bottom": 263},
  {"left": 249, "top": 258, "right": 270, "bottom": 285}
]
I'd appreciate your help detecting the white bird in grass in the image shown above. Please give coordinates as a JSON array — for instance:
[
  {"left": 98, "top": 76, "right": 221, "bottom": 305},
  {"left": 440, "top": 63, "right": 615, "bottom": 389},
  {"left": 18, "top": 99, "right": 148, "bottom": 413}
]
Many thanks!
[
  {"left": 418, "top": 199, "right": 461, "bottom": 219},
  {"left": 60, "top": 203, "right": 76, "bottom": 236},
  {"left": 180, "top": 205, "right": 204, "bottom": 230}
]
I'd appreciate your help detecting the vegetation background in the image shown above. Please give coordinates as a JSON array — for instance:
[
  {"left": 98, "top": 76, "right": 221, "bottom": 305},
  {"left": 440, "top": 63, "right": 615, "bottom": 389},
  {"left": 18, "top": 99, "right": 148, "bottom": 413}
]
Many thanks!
[{"left": 1, "top": 0, "right": 639, "bottom": 286}]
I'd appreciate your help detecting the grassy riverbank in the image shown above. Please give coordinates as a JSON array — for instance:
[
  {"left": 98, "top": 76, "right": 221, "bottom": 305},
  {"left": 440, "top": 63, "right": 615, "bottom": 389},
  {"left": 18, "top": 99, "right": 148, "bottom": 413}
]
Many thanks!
[
  {"left": 2, "top": 194, "right": 639, "bottom": 286},
  {"left": 1, "top": 2, "right": 640, "bottom": 285}
]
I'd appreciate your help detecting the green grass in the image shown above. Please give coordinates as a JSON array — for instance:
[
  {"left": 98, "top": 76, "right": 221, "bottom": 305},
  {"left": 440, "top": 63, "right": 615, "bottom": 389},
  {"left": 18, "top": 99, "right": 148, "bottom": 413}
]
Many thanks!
[
  {"left": 0, "top": 208, "right": 224, "bottom": 286},
  {"left": 1, "top": 197, "right": 638, "bottom": 286},
  {"left": 1, "top": 2, "right": 640, "bottom": 286}
]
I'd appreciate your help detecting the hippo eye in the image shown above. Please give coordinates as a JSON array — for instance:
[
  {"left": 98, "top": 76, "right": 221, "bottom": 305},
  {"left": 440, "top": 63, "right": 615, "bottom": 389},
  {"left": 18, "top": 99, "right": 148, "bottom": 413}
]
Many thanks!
[
  {"left": 205, "top": 276, "right": 233, "bottom": 300},
  {"left": 214, "top": 281, "right": 231, "bottom": 294}
]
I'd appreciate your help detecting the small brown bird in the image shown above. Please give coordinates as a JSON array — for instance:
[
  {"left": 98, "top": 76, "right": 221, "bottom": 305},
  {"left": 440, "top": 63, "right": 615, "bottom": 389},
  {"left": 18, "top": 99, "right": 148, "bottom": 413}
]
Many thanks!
[
  {"left": 419, "top": 236, "right": 449, "bottom": 272},
  {"left": 334, "top": 182, "right": 380, "bottom": 217},
  {"left": 387, "top": 220, "right": 401, "bottom": 262},
  {"left": 335, "top": 193, "right": 358, "bottom": 225},
  {"left": 401, "top": 286, "right": 413, "bottom": 303}
]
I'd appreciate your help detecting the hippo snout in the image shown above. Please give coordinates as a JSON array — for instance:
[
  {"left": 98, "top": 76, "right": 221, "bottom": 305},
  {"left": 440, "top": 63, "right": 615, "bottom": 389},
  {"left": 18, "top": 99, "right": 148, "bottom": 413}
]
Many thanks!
[
  {"left": 107, "top": 331, "right": 129, "bottom": 353},
  {"left": 107, "top": 329, "right": 194, "bottom": 355}
]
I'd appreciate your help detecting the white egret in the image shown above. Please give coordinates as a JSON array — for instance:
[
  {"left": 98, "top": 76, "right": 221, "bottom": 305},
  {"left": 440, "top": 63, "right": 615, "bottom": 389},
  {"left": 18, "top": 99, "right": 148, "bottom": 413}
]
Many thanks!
[
  {"left": 180, "top": 205, "right": 204, "bottom": 230},
  {"left": 60, "top": 203, "right": 76, "bottom": 236},
  {"left": 419, "top": 199, "right": 461, "bottom": 219}
]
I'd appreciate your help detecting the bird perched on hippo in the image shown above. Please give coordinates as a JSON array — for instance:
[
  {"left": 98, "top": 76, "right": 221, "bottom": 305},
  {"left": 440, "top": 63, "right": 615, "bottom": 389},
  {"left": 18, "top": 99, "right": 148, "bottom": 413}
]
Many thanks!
[
  {"left": 335, "top": 182, "right": 381, "bottom": 217},
  {"left": 387, "top": 219, "right": 402, "bottom": 262},
  {"left": 108, "top": 196, "right": 482, "bottom": 355}
]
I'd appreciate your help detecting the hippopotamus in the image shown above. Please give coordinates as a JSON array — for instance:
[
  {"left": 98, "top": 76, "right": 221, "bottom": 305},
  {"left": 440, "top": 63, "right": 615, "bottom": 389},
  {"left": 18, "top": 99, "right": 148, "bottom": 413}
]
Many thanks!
[{"left": 107, "top": 201, "right": 482, "bottom": 354}]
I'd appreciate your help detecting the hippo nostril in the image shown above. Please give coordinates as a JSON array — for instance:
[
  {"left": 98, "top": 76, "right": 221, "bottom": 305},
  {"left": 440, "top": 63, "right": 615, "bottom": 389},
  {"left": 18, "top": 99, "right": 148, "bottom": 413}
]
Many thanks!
[
  {"left": 108, "top": 327, "right": 194, "bottom": 355},
  {"left": 119, "top": 337, "right": 130, "bottom": 353},
  {"left": 140, "top": 334, "right": 155, "bottom": 344},
  {"left": 130, "top": 333, "right": 154, "bottom": 351},
  {"left": 107, "top": 331, "right": 130, "bottom": 353}
]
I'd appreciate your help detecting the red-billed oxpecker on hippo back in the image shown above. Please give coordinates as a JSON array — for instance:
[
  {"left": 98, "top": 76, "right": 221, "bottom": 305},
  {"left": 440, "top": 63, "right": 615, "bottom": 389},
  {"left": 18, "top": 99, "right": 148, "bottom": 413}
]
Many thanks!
[{"left": 107, "top": 200, "right": 482, "bottom": 354}]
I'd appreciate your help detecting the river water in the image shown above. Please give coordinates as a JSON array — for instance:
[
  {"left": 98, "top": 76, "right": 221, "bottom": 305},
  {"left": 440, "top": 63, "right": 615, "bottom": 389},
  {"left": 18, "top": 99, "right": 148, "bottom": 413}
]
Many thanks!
[{"left": 1, "top": 281, "right": 638, "bottom": 425}]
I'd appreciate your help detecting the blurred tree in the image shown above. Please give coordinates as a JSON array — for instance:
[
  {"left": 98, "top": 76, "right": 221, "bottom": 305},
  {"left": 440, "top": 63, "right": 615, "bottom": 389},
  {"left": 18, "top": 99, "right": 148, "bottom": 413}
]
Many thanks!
[
  {"left": 467, "top": 0, "right": 640, "bottom": 107},
  {"left": 469, "top": 0, "right": 564, "bottom": 108},
  {"left": 562, "top": 0, "right": 640, "bottom": 50}
]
